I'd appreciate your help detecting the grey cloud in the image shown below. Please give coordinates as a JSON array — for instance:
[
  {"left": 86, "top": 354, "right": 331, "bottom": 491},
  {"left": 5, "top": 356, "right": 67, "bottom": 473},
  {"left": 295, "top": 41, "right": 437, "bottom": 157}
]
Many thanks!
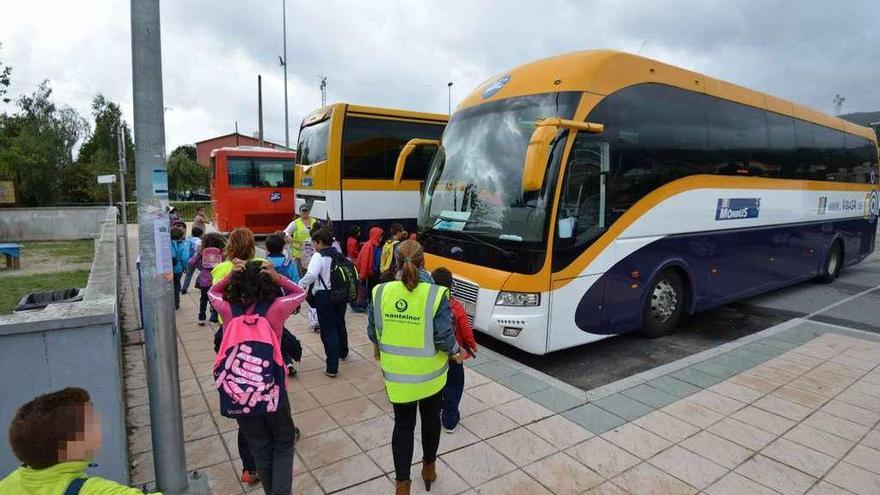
[{"left": 4, "top": 0, "right": 878, "bottom": 151}]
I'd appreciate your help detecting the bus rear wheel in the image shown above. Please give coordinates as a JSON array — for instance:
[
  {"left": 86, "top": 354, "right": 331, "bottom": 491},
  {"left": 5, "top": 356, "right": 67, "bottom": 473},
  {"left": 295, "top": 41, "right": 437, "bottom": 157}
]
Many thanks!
[
  {"left": 639, "top": 270, "right": 685, "bottom": 338},
  {"left": 817, "top": 241, "right": 842, "bottom": 284}
]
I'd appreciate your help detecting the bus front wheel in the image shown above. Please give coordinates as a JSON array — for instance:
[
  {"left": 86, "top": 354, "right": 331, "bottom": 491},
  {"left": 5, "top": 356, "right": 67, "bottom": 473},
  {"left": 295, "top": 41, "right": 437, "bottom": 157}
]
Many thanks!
[
  {"left": 639, "top": 270, "right": 685, "bottom": 338},
  {"left": 817, "top": 241, "right": 843, "bottom": 284}
]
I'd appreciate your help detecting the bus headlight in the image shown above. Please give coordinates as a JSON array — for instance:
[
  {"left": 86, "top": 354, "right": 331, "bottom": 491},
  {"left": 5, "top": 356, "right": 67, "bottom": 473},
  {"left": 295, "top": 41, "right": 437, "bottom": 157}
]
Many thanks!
[{"left": 495, "top": 291, "right": 541, "bottom": 307}]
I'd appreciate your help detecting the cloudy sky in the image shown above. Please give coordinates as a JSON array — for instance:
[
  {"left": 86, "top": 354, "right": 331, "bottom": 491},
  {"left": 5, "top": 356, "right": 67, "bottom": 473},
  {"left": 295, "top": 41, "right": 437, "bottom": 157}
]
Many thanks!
[{"left": 1, "top": 0, "right": 878, "bottom": 153}]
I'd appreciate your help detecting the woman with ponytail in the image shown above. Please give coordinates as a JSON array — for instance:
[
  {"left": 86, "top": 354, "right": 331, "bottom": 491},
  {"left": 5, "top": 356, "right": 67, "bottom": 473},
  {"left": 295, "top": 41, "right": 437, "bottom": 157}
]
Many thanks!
[{"left": 366, "top": 240, "right": 462, "bottom": 495}]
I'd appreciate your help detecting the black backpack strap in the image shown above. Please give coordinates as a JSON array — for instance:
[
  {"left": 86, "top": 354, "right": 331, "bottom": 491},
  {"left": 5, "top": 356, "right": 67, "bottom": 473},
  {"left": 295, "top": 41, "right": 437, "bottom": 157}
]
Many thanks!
[
  {"left": 64, "top": 477, "right": 88, "bottom": 495},
  {"left": 253, "top": 299, "right": 273, "bottom": 316},
  {"left": 230, "top": 300, "right": 272, "bottom": 318}
]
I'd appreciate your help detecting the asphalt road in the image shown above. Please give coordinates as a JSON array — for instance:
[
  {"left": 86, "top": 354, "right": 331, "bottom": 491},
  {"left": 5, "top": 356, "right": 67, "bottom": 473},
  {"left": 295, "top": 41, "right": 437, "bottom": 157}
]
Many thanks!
[{"left": 478, "top": 249, "right": 880, "bottom": 391}]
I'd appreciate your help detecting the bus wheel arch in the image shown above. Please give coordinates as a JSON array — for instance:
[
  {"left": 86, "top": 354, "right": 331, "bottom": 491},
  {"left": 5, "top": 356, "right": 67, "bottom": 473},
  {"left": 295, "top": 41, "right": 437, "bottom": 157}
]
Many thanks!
[
  {"left": 817, "top": 238, "right": 844, "bottom": 284},
  {"left": 638, "top": 263, "right": 691, "bottom": 339}
]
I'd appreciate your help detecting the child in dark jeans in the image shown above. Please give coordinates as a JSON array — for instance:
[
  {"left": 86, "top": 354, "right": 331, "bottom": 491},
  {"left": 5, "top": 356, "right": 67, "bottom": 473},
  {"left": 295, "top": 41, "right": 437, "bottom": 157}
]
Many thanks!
[
  {"left": 189, "top": 232, "right": 225, "bottom": 325},
  {"left": 180, "top": 225, "right": 204, "bottom": 294},
  {"left": 210, "top": 259, "right": 305, "bottom": 493},
  {"left": 431, "top": 267, "right": 478, "bottom": 434},
  {"left": 170, "top": 226, "right": 188, "bottom": 310}
]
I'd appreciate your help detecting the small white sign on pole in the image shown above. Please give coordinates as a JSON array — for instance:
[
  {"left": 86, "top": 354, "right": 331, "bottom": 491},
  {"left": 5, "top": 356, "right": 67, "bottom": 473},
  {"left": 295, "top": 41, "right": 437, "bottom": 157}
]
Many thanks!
[{"left": 97, "top": 174, "right": 117, "bottom": 184}]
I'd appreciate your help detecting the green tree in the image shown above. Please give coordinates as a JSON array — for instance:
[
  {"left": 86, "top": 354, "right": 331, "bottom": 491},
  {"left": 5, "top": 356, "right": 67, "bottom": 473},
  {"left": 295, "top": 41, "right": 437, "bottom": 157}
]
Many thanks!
[
  {"left": 0, "top": 43, "right": 11, "bottom": 104},
  {"left": 0, "top": 82, "right": 89, "bottom": 206},
  {"left": 74, "top": 94, "right": 135, "bottom": 202},
  {"left": 167, "top": 144, "right": 208, "bottom": 197}
]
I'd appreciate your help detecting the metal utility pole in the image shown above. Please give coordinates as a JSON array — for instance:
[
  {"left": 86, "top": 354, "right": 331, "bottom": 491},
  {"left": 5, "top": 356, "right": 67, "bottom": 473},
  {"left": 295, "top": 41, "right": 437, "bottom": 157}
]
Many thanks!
[
  {"left": 118, "top": 121, "right": 131, "bottom": 275},
  {"left": 130, "top": 0, "right": 188, "bottom": 493},
  {"left": 447, "top": 82, "right": 453, "bottom": 115},
  {"left": 258, "top": 74, "right": 264, "bottom": 146},
  {"left": 320, "top": 75, "right": 327, "bottom": 107},
  {"left": 234, "top": 121, "right": 240, "bottom": 146},
  {"left": 833, "top": 94, "right": 845, "bottom": 116},
  {"left": 281, "top": 0, "right": 289, "bottom": 148}
]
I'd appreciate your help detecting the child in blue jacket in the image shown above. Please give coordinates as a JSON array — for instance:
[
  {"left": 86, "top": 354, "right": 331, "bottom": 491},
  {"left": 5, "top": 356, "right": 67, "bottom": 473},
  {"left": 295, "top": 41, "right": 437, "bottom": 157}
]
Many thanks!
[{"left": 170, "top": 226, "right": 189, "bottom": 310}]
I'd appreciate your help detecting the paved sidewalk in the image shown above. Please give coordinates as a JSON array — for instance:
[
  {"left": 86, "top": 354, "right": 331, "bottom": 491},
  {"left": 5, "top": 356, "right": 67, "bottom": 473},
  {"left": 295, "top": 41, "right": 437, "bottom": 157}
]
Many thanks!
[{"left": 123, "top": 279, "right": 880, "bottom": 494}]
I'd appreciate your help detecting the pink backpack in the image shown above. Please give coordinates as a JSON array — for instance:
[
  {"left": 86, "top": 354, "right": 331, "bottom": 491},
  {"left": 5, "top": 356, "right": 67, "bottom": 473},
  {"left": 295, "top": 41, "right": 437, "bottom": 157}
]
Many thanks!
[
  {"left": 202, "top": 247, "right": 223, "bottom": 269},
  {"left": 213, "top": 301, "right": 285, "bottom": 417}
]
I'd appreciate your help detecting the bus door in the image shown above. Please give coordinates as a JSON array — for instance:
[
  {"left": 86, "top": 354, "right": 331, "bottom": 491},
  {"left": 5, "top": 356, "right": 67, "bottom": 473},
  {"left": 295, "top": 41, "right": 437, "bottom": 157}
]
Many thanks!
[{"left": 549, "top": 138, "right": 610, "bottom": 349}]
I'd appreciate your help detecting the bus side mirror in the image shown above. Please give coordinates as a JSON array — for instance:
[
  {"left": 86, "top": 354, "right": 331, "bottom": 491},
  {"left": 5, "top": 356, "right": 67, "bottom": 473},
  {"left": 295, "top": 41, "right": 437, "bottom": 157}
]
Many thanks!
[
  {"left": 394, "top": 138, "right": 440, "bottom": 186},
  {"left": 522, "top": 125, "right": 559, "bottom": 192},
  {"left": 522, "top": 118, "right": 605, "bottom": 192},
  {"left": 296, "top": 160, "right": 326, "bottom": 173}
]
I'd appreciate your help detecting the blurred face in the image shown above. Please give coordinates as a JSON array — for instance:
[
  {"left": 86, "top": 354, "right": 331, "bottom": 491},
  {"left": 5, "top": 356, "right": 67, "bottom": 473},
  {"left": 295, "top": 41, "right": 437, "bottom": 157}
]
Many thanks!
[
  {"left": 301, "top": 208, "right": 310, "bottom": 220},
  {"left": 60, "top": 403, "right": 102, "bottom": 462}
]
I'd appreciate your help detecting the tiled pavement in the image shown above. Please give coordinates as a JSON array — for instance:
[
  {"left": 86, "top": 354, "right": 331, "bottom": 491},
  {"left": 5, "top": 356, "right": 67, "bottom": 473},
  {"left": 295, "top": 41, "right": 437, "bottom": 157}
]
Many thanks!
[{"left": 123, "top": 281, "right": 880, "bottom": 494}]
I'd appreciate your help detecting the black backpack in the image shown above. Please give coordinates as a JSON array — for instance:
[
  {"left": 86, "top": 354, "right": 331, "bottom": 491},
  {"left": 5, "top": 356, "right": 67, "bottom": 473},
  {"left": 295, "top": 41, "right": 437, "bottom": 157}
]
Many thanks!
[{"left": 318, "top": 248, "right": 359, "bottom": 305}]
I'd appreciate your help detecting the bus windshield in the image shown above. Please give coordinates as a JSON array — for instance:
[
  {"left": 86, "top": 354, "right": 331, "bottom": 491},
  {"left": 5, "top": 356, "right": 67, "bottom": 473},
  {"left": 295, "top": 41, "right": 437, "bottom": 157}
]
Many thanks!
[
  {"left": 296, "top": 119, "right": 330, "bottom": 165},
  {"left": 420, "top": 92, "right": 580, "bottom": 244}
]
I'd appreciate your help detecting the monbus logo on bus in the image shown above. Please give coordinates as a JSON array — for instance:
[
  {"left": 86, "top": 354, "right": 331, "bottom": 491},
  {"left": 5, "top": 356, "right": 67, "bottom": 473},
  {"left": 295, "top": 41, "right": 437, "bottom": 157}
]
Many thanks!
[
  {"left": 866, "top": 190, "right": 879, "bottom": 222},
  {"left": 715, "top": 198, "right": 761, "bottom": 221}
]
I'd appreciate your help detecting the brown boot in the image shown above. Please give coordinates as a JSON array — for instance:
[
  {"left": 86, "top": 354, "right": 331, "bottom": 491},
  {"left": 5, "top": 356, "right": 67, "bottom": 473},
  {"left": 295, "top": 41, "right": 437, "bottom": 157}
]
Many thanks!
[
  {"left": 421, "top": 460, "right": 437, "bottom": 491},
  {"left": 395, "top": 479, "right": 411, "bottom": 495}
]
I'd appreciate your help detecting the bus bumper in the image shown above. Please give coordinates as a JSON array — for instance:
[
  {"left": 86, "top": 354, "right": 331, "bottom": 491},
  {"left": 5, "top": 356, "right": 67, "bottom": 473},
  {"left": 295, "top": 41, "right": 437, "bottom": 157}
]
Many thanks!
[{"left": 468, "top": 288, "right": 551, "bottom": 355}]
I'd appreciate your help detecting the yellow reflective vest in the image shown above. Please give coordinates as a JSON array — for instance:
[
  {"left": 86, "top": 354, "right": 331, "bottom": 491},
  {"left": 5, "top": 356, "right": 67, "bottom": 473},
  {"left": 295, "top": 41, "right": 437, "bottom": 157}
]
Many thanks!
[
  {"left": 290, "top": 217, "right": 316, "bottom": 259},
  {"left": 372, "top": 281, "right": 449, "bottom": 404}
]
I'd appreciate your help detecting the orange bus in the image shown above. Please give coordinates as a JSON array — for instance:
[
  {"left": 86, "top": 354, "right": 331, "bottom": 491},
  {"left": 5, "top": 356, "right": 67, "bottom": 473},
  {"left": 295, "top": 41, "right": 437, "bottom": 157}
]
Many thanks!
[{"left": 209, "top": 146, "right": 296, "bottom": 234}]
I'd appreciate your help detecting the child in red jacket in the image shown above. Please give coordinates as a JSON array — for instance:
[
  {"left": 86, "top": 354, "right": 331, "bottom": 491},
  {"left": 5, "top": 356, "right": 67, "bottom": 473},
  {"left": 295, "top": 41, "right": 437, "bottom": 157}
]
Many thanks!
[{"left": 431, "top": 267, "right": 478, "bottom": 433}]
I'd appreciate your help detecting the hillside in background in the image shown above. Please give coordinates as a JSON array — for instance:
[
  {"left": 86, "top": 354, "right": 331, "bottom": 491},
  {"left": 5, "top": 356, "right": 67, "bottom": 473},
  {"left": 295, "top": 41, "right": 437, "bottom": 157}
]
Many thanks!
[
  {"left": 840, "top": 111, "right": 880, "bottom": 127},
  {"left": 840, "top": 111, "right": 880, "bottom": 140}
]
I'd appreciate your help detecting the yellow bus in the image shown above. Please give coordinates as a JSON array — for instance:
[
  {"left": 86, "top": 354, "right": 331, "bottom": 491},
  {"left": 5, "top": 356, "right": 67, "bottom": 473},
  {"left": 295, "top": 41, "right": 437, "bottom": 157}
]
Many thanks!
[
  {"left": 294, "top": 103, "right": 447, "bottom": 234},
  {"left": 397, "top": 50, "right": 879, "bottom": 355}
]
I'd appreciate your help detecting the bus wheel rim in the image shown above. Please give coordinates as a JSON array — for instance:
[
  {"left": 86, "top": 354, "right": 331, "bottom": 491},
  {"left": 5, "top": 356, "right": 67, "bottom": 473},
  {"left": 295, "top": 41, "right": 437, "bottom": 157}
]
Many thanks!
[
  {"left": 828, "top": 247, "right": 839, "bottom": 275},
  {"left": 651, "top": 279, "right": 678, "bottom": 323}
]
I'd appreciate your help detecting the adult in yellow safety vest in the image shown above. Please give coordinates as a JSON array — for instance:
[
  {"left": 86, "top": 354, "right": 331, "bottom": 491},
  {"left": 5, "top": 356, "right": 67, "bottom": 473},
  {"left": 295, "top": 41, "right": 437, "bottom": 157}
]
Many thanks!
[
  {"left": 366, "top": 240, "right": 463, "bottom": 495},
  {"left": 283, "top": 203, "right": 317, "bottom": 263}
]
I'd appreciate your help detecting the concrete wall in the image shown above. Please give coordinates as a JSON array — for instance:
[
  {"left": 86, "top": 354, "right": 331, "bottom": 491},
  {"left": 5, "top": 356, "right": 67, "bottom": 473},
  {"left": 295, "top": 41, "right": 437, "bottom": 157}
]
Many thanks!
[
  {"left": 0, "top": 208, "right": 129, "bottom": 483},
  {"left": 0, "top": 206, "right": 113, "bottom": 240}
]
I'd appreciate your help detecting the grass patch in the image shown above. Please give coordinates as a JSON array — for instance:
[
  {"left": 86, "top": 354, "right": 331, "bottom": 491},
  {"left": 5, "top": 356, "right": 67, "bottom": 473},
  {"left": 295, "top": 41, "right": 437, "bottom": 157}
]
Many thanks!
[
  {"left": 22, "top": 240, "right": 94, "bottom": 264},
  {"left": 0, "top": 270, "right": 91, "bottom": 314}
]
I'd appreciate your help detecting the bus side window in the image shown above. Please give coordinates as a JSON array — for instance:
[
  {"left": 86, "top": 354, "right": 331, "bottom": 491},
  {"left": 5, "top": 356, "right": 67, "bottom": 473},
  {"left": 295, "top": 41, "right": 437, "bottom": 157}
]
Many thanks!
[{"left": 557, "top": 137, "right": 607, "bottom": 242}]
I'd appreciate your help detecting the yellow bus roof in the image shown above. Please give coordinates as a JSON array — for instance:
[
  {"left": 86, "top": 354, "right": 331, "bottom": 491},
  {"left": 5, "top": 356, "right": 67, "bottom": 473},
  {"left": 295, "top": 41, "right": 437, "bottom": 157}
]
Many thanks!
[
  {"left": 301, "top": 103, "right": 448, "bottom": 126},
  {"left": 459, "top": 50, "right": 876, "bottom": 142}
]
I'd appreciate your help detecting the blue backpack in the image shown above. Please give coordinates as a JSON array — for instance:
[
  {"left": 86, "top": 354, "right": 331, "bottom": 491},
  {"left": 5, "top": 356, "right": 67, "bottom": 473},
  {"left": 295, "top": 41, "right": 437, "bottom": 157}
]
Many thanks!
[
  {"left": 171, "top": 239, "right": 189, "bottom": 274},
  {"left": 268, "top": 254, "right": 299, "bottom": 283}
]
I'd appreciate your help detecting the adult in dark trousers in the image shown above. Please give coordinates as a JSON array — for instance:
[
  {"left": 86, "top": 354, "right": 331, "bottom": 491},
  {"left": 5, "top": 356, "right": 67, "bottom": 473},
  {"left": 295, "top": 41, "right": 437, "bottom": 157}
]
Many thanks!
[
  {"left": 367, "top": 240, "right": 463, "bottom": 495},
  {"left": 298, "top": 227, "right": 349, "bottom": 377}
]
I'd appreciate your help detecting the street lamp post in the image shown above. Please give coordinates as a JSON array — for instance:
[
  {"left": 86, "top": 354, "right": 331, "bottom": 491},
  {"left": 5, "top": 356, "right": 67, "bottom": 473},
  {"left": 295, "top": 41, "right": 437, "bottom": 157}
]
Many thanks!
[
  {"left": 447, "top": 82, "right": 453, "bottom": 116},
  {"left": 281, "top": 0, "right": 289, "bottom": 148}
]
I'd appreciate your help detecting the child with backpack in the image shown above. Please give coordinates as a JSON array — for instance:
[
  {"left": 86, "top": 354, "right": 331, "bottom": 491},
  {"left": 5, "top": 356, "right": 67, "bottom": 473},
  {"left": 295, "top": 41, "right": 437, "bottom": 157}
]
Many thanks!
[
  {"left": 266, "top": 232, "right": 305, "bottom": 377},
  {"left": 209, "top": 258, "right": 305, "bottom": 495},
  {"left": 356, "top": 226, "right": 385, "bottom": 304},
  {"left": 189, "top": 232, "right": 225, "bottom": 325},
  {"left": 298, "top": 228, "right": 355, "bottom": 377},
  {"left": 180, "top": 225, "right": 204, "bottom": 295},
  {"left": 0, "top": 387, "right": 161, "bottom": 495},
  {"left": 431, "top": 267, "right": 478, "bottom": 434},
  {"left": 380, "top": 223, "right": 406, "bottom": 274},
  {"left": 170, "top": 226, "right": 189, "bottom": 310},
  {"left": 265, "top": 232, "right": 299, "bottom": 283}
]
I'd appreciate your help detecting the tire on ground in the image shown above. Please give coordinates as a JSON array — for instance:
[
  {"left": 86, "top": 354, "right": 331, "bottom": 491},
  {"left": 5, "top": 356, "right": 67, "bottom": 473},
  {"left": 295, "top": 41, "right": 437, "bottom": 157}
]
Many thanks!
[{"left": 639, "top": 269, "right": 686, "bottom": 338}]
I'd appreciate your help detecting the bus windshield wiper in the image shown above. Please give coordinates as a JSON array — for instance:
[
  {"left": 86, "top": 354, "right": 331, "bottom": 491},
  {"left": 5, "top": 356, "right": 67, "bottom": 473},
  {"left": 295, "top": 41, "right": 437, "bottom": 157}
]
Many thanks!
[{"left": 429, "top": 220, "right": 516, "bottom": 261}]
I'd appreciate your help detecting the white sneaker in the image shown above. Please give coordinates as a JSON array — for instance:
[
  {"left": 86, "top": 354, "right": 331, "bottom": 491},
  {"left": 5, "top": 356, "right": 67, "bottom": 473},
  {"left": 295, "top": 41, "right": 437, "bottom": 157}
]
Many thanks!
[
  {"left": 444, "top": 425, "right": 457, "bottom": 434},
  {"left": 325, "top": 371, "right": 338, "bottom": 378}
]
